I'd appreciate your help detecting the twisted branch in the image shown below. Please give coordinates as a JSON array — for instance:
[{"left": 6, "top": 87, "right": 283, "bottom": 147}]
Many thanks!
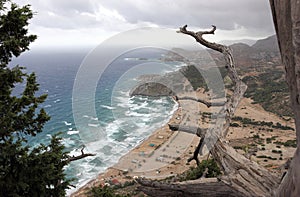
[
  {"left": 67, "top": 147, "right": 96, "bottom": 162},
  {"left": 138, "top": 25, "right": 279, "bottom": 197}
]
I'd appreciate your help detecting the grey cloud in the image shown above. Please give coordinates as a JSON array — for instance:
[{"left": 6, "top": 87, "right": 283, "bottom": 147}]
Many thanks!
[
  {"left": 100, "top": 0, "right": 274, "bottom": 35},
  {"left": 32, "top": 0, "right": 96, "bottom": 15},
  {"left": 24, "top": 0, "right": 275, "bottom": 38},
  {"left": 24, "top": 0, "right": 100, "bottom": 29}
]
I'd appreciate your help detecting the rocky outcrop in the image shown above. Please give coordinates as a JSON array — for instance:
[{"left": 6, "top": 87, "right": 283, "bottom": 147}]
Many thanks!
[
  {"left": 130, "top": 68, "right": 193, "bottom": 97},
  {"left": 130, "top": 82, "right": 175, "bottom": 97}
]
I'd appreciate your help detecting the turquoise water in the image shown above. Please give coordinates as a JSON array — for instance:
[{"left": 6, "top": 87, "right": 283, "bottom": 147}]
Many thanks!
[{"left": 11, "top": 47, "right": 184, "bottom": 193}]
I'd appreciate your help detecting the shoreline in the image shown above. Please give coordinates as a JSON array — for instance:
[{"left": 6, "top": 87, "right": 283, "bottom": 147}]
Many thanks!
[
  {"left": 71, "top": 87, "right": 297, "bottom": 196},
  {"left": 71, "top": 94, "right": 202, "bottom": 196}
]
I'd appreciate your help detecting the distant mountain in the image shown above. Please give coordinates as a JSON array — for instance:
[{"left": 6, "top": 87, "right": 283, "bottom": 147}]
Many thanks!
[
  {"left": 221, "top": 35, "right": 278, "bottom": 53},
  {"left": 227, "top": 35, "right": 279, "bottom": 54},
  {"left": 220, "top": 39, "right": 256, "bottom": 46},
  {"left": 252, "top": 35, "right": 279, "bottom": 53},
  {"left": 230, "top": 43, "right": 253, "bottom": 54}
]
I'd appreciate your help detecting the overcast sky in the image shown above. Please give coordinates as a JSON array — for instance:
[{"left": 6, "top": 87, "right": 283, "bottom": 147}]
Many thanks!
[{"left": 18, "top": 0, "right": 275, "bottom": 49}]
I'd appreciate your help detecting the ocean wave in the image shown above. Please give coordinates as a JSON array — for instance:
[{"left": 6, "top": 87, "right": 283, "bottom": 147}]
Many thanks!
[
  {"left": 62, "top": 137, "right": 76, "bottom": 148},
  {"left": 152, "top": 98, "right": 164, "bottom": 104},
  {"left": 88, "top": 123, "right": 99, "bottom": 127},
  {"left": 125, "top": 111, "right": 151, "bottom": 117},
  {"left": 67, "top": 130, "right": 80, "bottom": 135},
  {"left": 90, "top": 117, "right": 98, "bottom": 121},
  {"left": 135, "top": 122, "right": 146, "bottom": 128},
  {"left": 63, "top": 121, "right": 72, "bottom": 126},
  {"left": 118, "top": 90, "right": 130, "bottom": 96},
  {"left": 100, "top": 105, "right": 115, "bottom": 110}
]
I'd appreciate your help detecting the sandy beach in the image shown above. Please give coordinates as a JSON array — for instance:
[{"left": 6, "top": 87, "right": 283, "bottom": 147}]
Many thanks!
[
  {"left": 71, "top": 87, "right": 296, "bottom": 196},
  {"left": 71, "top": 89, "right": 214, "bottom": 196}
]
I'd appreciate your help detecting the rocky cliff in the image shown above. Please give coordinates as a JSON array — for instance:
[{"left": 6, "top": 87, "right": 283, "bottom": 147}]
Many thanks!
[{"left": 130, "top": 70, "right": 189, "bottom": 97}]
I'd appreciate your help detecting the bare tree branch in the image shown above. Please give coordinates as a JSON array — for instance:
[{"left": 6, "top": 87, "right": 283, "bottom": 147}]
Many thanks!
[
  {"left": 67, "top": 147, "right": 96, "bottom": 162},
  {"left": 178, "top": 25, "right": 247, "bottom": 163},
  {"left": 138, "top": 25, "right": 279, "bottom": 197},
  {"left": 137, "top": 178, "right": 244, "bottom": 197}
]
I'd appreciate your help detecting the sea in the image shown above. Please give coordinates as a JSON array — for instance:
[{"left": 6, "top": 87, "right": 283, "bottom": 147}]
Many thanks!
[{"left": 11, "top": 47, "right": 185, "bottom": 194}]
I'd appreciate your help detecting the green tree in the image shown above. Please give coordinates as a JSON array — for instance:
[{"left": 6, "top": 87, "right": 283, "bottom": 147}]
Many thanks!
[{"left": 0, "top": 1, "right": 73, "bottom": 196}]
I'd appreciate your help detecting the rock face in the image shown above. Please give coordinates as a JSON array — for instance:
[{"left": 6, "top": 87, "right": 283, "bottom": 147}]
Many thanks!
[
  {"left": 130, "top": 82, "right": 174, "bottom": 97},
  {"left": 270, "top": 1, "right": 300, "bottom": 196},
  {"left": 130, "top": 69, "right": 192, "bottom": 97}
]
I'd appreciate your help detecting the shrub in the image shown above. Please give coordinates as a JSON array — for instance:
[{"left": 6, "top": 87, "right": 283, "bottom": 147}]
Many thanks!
[
  {"left": 87, "top": 186, "right": 130, "bottom": 197},
  {"left": 274, "top": 140, "right": 297, "bottom": 148},
  {"left": 272, "top": 150, "right": 282, "bottom": 154},
  {"left": 230, "top": 122, "right": 240, "bottom": 127},
  {"left": 180, "top": 159, "right": 221, "bottom": 181}
]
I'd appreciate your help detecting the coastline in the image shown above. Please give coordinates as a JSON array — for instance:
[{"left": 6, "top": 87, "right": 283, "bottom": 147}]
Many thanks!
[
  {"left": 70, "top": 85, "right": 297, "bottom": 196},
  {"left": 71, "top": 93, "right": 203, "bottom": 196}
]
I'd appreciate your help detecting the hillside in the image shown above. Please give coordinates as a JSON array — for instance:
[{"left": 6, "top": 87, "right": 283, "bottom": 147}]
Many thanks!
[
  {"left": 139, "top": 35, "right": 291, "bottom": 116},
  {"left": 210, "top": 35, "right": 292, "bottom": 116},
  {"left": 75, "top": 35, "right": 296, "bottom": 196},
  {"left": 252, "top": 35, "right": 279, "bottom": 53}
]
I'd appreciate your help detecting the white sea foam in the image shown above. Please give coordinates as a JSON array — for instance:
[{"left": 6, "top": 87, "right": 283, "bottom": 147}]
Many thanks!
[
  {"left": 68, "top": 85, "right": 178, "bottom": 196},
  {"left": 90, "top": 117, "right": 98, "bottom": 121},
  {"left": 135, "top": 122, "right": 146, "bottom": 128},
  {"left": 64, "top": 121, "right": 72, "bottom": 126},
  {"left": 62, "top": 137, "right": 75, "bottom": 148},
  {"left": 88, "top": 123, "right": 99, "bottom": 127},
  {"left": 125, "top": 111, "right": 151, "bottom": 117},
  {"left": 67, "top": 130, "right": 80, "bottom": 135},
  {"left": 115, "top": 96, "right": 129, "bottom": 104},
  {"left": 105, "top": 119, "right": 125, "bottom": 132},
  {"left": 119, "top": 90, "right": 130, "bottom": 96},
  {"left": 100, "top": 105, "right": 115, "bottom": 110}
]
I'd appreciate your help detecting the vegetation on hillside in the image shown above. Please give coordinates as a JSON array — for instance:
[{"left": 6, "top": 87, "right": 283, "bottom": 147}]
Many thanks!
[
  {"left": 179, "top": 159, "right": 221, "bottom": 181},
  {"left": 242, "top": 69, "right": 292, "bottom": 116},
  {"left": 232, "top": 116, "right": 294, "bottom": 131}
]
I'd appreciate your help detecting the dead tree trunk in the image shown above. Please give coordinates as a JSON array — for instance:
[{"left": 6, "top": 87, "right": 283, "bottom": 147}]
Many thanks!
[
  {"left": 270, "top": 1, "right": 300, "bottom": 196},
  {"left": 138, "top": 26, "right": 279, "bottom": 197},
  {"left": 177, "top": 25, "right": 247, "bottom": 163}
]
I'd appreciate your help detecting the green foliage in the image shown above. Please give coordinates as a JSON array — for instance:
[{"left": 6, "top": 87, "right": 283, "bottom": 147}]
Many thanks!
[
  {"left": 180, "top": 65, "right": 226, "bottom": 98},
  {"left": 242, "top": 69, "right": 292, "bottom": 116},
  {"left": 87, "top": 186, "right": 131, "bottom": 197},
  {"left": 274, "top": 140, "right": 297, "bottom": 148},
  {"left": 0, "top": 1, "right": 72, "bottom": 196},
  {"left": 232, "top": 116, "right": 294, "bottom": 131},
  {"left": 233, "top": 146, "right": 243, "bottom": 150},
  {"left": 0, "top": 1, "right": 37, "bottom": 64},
  {"left": 256, "top": 155, "right": 277, "bottom": 160},
  {"left": 181, "top": 65, "right": 208, "bottom": 91},
  {"left": 252, "top": 134, "right": 260, "bottom": 139},
  {"left": 271, "top": 150, "right": 282, "bottom": 154},
  {"left": 265, "top": 136, "right": 277, "bottom": 144},
  {"left": 180, "top": 159, "right": 221, "bottom": 181},
  {"left": 230, "top": 122, "right": 240, "bottom": 127}
]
